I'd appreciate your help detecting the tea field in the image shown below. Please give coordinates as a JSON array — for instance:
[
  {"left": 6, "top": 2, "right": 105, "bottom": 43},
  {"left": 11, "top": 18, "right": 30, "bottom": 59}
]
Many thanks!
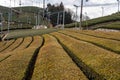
[{"left": 0, "top": 29, "right": 120, "bottom": 80}]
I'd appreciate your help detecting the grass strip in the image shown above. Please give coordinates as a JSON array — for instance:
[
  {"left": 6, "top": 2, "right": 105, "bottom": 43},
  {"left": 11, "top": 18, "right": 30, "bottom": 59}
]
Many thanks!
[{"left": 5, "top": 29, "right": 59, "bottom": 40}]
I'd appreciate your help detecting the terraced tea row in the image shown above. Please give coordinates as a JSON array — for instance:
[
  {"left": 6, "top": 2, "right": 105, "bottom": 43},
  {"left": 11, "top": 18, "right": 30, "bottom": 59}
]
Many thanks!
[
  {"left": 0, "top": 38, "right": 24, "bottom": 53},
  {"left": 0, "top": 41, "right": 6, "bottom": 48},
  {"left": 51, "top": 32, "right": 120, "bottom": 80},
  {"left": 0, "top": 29, "right": 120, "bottom": 80},
  {"left": 68, "top": 30, "right": 120, "bottom": 41},
  {"left": 32, "top": 34, "right": 88, "bottom": 80},
  {"left": 0, "top": 36, "right": 38, "bottom": 62},
  {"left": 0, "top": 40, "right": 15, "bottom": 52},
  {"left": 15, "top": 37, "right": 33, "bottom": 50},
  {"left": 60, "top": 30, "right": 120, "bottom": 54},
  {"left": 0, "top": 36, "right": 43, "bottom": 80}
]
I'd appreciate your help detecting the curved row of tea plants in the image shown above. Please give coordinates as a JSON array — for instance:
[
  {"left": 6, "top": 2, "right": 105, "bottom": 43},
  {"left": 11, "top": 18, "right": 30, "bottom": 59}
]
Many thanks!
[
  {"left": 60, "top": 30, "right": 120, "bottom": 54},
  {"left": 0, "top": 37, "right": 32, "bottom": 62},
  {"left": 68, "top": 30, "right": 120, "bottom": 41},
  {"left": 32, "top": 34, "right": 88, "bottom": 80},
  {"left": 52, "top": 32, "right": 120, "bottom": 80},
  {"left": 0, "top": 36, "right": 43, "bottom": 80}
]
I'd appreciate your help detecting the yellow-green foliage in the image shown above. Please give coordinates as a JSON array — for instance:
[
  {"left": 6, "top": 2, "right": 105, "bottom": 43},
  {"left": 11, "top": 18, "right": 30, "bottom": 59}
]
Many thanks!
[
  {"left": 60, "top": 30, "right": 120, "bottom": 54},
  {"left": 1, "top": 38, "right": 23, "bottom": 53},
  {"left": 71, "top": 30, "right": 120, "bottom": 41},
  {"left": 15, "top": 37, "right": 32, "bottom": 50},
  {"left": 0, "top": 47, "right": 36, "bottom": 80},
  {"left": 0, "top": 40, "right": 15, "bottom": 52},
  {"left": 0, "top": 38, "right": 23, "bottom": 61},
  {"left": 29, "top": 36, "right": 42, "bottom": 48},
  {"left": 52, "top": 32, "right": 120, "bottom": 80},
  {"left": 32, "top": 34, "right": 88, "bottom": 80},
  {"left": 0, "top": 41, "right": 6, "bottom": 48},
  {"left": 0, "top": 36, "right": 42, "bottom": 61},
  {"left": 0, "top": 38, "right": 25, "bottom": 61},
  {"left": 0, "top": 41, "right": 2, "bottom": 46},
  {"left": 0, "top": 36, "right": 43, "bottom": 80}
]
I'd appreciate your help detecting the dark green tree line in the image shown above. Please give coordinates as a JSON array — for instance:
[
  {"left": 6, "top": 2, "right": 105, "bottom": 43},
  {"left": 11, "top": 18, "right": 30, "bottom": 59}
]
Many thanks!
[{"left": 45, "top": 2, "right": 73, "bottom": 26}]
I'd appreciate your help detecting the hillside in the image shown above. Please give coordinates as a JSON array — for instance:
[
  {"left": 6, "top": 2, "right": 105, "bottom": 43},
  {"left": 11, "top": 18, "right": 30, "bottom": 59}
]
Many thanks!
[
  {"left": 0, "top": 5, "right": 50, "bottom": 30},
  {"left": 65, "top": 12, "right": 120, "bottom": 30},
  {"left": 0, "top": 29, "right": 120, "bottom": 80}
]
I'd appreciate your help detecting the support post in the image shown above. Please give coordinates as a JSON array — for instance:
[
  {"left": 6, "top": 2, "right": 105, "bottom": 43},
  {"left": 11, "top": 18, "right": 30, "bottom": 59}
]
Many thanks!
[{"left": 80, "top": 0, "right": 83, "bottom": 30}]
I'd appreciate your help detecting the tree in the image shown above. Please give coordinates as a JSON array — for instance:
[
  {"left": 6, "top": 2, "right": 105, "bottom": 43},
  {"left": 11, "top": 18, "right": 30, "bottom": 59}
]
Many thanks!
[
  {"left": 46, "top": 2, "right": 73, "bottom": 26},
  {"left": 60, "top": 2, "right": 64, "bottom": 10}
]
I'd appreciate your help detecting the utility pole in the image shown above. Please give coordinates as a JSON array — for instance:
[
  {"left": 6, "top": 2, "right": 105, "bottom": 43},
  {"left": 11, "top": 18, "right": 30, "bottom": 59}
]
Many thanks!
[
  {"left": 62, "top": 10, "right": 65, "bottom": 29},
  {"left": 0, "top": 13, "right": 3, "bottom": 34},
  {"left": 74, "top": 5, "right": 79, "bottom": 28},
  {"left": 47, "top": 12, "right": 51, "bottom": 22},
  {"left": 85, "top": 12, "right": 88, "bottom": 30},
  {"left": 60, "top": 14, "right": 62, "bottom": 25},
  {"left": 79, "top": 0, "right": 89, "bottom": 30},
  {"left": 38, "top": 12, "right": 39, "bottom": 26},
  {"left": 8, "top": 0, "right": 12, "bottom": 33},
  {"left": 101, "top": 6, "right": 104, "bottom": 16},
  {"left": 117, "top": 0, "right": 120, "bottom": 12},
  {"left": 80, "top": 0, "right": 83, "bottom": 30},
  {"left": 8, "top": 13, "right": 10, "bottom": 33},
  {"left": 32, "top": 0, "right": 33, "bottom": 6},
  {"left": 19, "top": 0, "right": 22, "bottom": 13},
  {"left": 42, "top": 0, "right": 46, "bottom": 26},
  {"left": 35, "top": 15, "right": 37, "bottom": 27},
  {"left": 57, "top": 12, "right": 60, "bottom": 25},
  {"left": 14, "top": 0, "right": 15, "bottom": 7}
]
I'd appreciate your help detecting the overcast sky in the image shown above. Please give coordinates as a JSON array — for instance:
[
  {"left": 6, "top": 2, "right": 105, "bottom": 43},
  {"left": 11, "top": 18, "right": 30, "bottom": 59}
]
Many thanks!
[{"left": 0, "top": 0, "right": 119, "bottom": 19}]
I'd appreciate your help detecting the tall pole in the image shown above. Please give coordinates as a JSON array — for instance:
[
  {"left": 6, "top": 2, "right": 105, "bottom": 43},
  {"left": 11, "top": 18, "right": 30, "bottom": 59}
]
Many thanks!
[
  {"left": 80, "top": 0, "right": 83, "bottom": 30},
  {"left": 74, "top": 5, "right": 79, "bottom": 28},
  {"left": 63, "top": 10, "right": 65, "bottom": 29},
  {"left": 57, "top": 12, "right": 60, "bottom": 25},
  {"left": 35, "top": 15, "right": 37, "bottom": 27},
  {"left": 42, "top": 0, "right": 45, "bottom": 25},
  {"left": 8, "top": 13, "right": 10, "bottom": 33},
  {"left": 38, "top": 1, "right": 41, "bottom": 26},
  {"left": 85, "top": 12, "right": 88, "bottom": 30},
  {"left": 10, "top": 0, "right": 12, "bottom": 23},
  {"left": 101, "top": 6, "right": 104, "bottom": 17},
  {"left": 76, "top": 7, "right": 78, "bottom": 28},
  {"left": 117, "top": 0, "right": 120, "bottom": 12},
  {"left": 14, "top": 0, "right": 15, "bottom": 7},
  {"left": 8, "top": 0, "right": 12, "bottom": 33},
  {"left": 0, "top": 13, "right": 3, "bottom": 34},
  {"left": 19, "top": 0, "right": 22, "bottom": 13},
  {"left": 38, "top": 13, "right": 39, "bottom": 26}
]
